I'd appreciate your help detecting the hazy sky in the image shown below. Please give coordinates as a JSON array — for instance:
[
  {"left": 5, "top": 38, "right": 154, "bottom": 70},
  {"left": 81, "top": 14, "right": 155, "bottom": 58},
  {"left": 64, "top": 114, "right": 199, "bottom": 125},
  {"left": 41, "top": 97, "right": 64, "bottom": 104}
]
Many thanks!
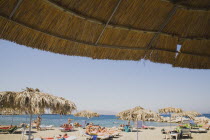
[{"left": 0, "top": 39, "right": 210, "bottom": 114}]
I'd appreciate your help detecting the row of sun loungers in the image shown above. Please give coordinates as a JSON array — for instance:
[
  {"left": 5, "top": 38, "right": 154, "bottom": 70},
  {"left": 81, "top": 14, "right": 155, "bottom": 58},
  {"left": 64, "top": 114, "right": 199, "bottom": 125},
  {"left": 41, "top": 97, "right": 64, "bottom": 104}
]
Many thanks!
[{"left": 161, "top": 121, "right": 210, "bottom": 139}]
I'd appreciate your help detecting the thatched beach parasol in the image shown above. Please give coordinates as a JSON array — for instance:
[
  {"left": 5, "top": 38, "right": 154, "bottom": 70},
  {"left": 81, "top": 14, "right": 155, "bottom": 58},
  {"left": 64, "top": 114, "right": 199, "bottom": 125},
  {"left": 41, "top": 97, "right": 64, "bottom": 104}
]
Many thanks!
[
  {"left": 0, "top": 0, "right": 209, "bottom": 69},
  {"left": 0, "top": 87, "right": 77, "bottom": 140},
  {"left": 117, "top": 107, "right": 159, "bottom": 123},
  {"left": 116, "top": 106, "right": 144, "bottom": 121},
  {"left": 117, "top": 106, "right": 158, "bottom": 140},
  {"left": 159, "top": 107, "right": 182, "bottom": 114},
  {"left": 0, "top": 88, "right": 77, "bottom": 114},
  {"left": 74, "top": 110, "right": 99, "bottom": 119},
  {"left": 183, "top": 111, "right": 201, "bottom": 118},
  {"left": 159, "top": 107, "right": 183, "bottom": 129},
  {"left": 173, "top": 111, "right": 201, "bottom": 121}
]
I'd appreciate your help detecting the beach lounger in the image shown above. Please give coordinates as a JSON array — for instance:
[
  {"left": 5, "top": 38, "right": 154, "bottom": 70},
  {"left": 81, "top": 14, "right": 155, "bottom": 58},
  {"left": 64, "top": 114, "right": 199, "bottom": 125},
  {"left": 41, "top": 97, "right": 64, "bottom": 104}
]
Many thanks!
[
  {"left": 40, "top": 125, "right": 53, "bottom": 130},
  {"left": 40, "top": 125, "right": 47, "bottom": 130},
  {"left": 170, "top": 132, "right": 179, "bottom": 140},
  {"left": 180, "top": 128, "right": 191, "bottom": 138},
  {"left": 0, "top": 126, "right": 18, "bottom": 134},
  {"left": 198, "top": 128, "right": 207, "bottom": 133},
  {"left": 97, "top": 135, "right": 110, "bottom": 140}
]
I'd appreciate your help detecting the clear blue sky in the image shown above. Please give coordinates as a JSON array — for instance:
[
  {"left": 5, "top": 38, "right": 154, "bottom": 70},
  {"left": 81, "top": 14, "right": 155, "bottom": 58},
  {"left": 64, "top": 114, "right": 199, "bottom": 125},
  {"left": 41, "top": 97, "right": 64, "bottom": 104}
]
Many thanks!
[{"left": 0, "top": 39, "right": 210, "bottom": 114}]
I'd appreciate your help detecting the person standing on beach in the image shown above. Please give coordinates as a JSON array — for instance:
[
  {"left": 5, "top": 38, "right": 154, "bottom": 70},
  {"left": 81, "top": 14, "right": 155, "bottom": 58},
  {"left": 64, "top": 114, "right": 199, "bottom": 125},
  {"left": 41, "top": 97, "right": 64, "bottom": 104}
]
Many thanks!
[
  {"left": 36, "top": 115, "right": 42, "bottom": 130},
  {"left": 68, "top": 118, "right": 72, "bottom": 124}
]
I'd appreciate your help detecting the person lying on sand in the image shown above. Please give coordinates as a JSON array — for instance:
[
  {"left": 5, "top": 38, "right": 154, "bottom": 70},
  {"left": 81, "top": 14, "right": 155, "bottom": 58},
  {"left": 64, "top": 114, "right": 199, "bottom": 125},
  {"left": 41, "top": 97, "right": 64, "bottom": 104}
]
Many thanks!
[{"left": 41, "top": 133, "right": 69, "bottom": 140}]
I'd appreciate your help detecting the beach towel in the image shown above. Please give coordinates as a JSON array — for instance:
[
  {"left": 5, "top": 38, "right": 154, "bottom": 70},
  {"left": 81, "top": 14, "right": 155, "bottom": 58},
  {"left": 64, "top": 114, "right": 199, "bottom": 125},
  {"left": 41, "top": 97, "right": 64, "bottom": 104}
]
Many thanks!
[
  {"left": 124, "top": 125, "right": 131, "bottom": 132},
  {"left": 92, "top": 135, "right": 97, "bottom": 140}
]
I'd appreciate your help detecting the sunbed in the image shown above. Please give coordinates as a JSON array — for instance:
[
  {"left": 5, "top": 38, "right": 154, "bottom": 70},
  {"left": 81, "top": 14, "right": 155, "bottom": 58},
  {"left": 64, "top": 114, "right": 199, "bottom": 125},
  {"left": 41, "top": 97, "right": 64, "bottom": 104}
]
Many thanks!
[
  {"left": 198, "top": 128, "right": 207, "bottom": 133},
  {"left": 39, "top": 125, "right": 47, "bottom": 130},
  {"left": 180, "top": 128, "right": 191, "bottom": 138},
  {"left": 0, "top": 125, "right": 18, "bottom": 134},
  {"left": 39, "top": 125, "right": 54, "bottom": 130}
]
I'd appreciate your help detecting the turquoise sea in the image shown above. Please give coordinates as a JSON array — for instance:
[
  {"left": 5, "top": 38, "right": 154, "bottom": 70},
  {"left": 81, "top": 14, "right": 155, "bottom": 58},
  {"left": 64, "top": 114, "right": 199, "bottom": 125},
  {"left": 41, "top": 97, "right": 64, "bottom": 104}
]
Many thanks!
[{"left": 0, "top": 114, "right": 209, "bottom": 128}]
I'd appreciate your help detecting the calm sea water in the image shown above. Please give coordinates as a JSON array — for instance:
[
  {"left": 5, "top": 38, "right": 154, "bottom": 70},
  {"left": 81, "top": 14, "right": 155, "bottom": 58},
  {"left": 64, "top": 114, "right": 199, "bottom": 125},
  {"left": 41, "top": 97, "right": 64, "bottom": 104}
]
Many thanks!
[{"left": 0, "top": 114, "right": 209, "bottom": 128}]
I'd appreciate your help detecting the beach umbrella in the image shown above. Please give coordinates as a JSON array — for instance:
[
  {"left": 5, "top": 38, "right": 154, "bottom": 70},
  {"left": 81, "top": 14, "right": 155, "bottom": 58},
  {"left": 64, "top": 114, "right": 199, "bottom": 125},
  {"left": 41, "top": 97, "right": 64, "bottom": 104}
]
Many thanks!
[
  {"left": 1, "top": 0, "right": 209, "bottom": 69},
  {"left": 117, "top": 106, "right": 158, "bottom": 140},
  {"left": 159, "top": 107, "right": 182, "bottom": 114},
  {"left": 145, "top": 110, "right": 160, "bottom": 121},
  {"left": 182, "top": 111, "right": 201, "bottom": 118},
  {"left": 181, "top": 111, "right": 201, "bottom": 122},
  {"left": 134, "top": 109, "right": 159, "bottom": 140},
  {"left": 0, "top": 87, "right": 77, "bottom": 140},
  {"left": 116, "top": 106, "right": 144, "bottom": 121},
  {"left": 74, "top": 110, "right": 99, "bottom": 119},
  {"left": 159, "top": 107, "right": 183, "bottom": 129},
  {"left": 173, "top": 111, "right": 201, "bottom": 118}
]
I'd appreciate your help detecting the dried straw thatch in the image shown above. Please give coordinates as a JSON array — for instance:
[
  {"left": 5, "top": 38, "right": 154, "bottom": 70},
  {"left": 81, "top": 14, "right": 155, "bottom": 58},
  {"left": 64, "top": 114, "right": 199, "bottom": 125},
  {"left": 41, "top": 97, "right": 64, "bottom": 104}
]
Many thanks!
[
  {"left": 172, "top": 111, "right": 201, "bottom": 119},
  {"left": 116, "top": 106, "right": 159, "bottom": 121},
  {"left": 116, "top": 106, "right": 144, "bottom": 121},
  {"left": 0, "top": 87, "right": 77, "bottom": 115},
  {"left": 159, "top": 107, "right": 183, "bottom": 114},
  {"left": 74, "top": 110, "right": 99, "bottom": 118},
  {"left": 0, "top": 0, "right": 209, "bottom": 69},
  {"left": 0, "top": 107, "right": 22, "bottom": 115}
]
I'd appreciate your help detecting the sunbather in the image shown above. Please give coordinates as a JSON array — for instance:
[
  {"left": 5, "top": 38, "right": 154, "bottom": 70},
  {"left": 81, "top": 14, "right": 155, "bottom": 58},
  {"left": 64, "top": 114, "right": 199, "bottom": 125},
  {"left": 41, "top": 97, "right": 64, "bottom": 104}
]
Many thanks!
[
  {"left": 40, "top": 133, "right": 74, "bottom": 140},
  {"left": 74, "top": 122, "right": 81, "bottom": 127},
  {"left": 36, "top": 116, "right": 42, "bottom": 130}
]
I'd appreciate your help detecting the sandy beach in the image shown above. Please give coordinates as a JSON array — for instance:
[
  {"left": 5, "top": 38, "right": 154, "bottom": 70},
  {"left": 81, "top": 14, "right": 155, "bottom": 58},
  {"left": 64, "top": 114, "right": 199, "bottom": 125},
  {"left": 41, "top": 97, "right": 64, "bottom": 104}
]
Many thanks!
[{"left": 0, "top": 126, "right": 210, "bottom": 140}]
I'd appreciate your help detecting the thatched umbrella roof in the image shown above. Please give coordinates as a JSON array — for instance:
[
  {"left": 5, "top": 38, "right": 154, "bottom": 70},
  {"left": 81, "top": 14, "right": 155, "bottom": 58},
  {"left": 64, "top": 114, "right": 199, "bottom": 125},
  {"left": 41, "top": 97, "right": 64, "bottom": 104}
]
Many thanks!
[
  {"left": 0, "top": 107, "right": 20, "bottom": 115},
  {"left": 0, "top": 0, "right": 209, "bottom": 69},
  {"left": 172, "top": 111, "right": 201, "bottom": 119},
  {"left": 134, "top": 109, "right": 159, "bottom": 121},
  {"left": 0, "top": 87, "right": 77, "bottom": 115},
  {"left": 159, "top": 107, "right": 183, "bottom": 114},
  {"left": 116, "top": 106, "right": 158, "bottom": 121},
  {"left": 74, "top": 110, "right": 99, "bottom": 118},
  {"left": 116, "top": 106, "right": 144, "bottom": 121}
]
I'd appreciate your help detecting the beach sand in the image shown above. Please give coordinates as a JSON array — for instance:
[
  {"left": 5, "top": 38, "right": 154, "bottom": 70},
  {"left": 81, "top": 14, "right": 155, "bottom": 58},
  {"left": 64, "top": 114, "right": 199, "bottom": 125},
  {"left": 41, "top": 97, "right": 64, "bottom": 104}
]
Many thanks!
[{"left": 0, "top": 127, "right": 210, "bottom": 140}]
